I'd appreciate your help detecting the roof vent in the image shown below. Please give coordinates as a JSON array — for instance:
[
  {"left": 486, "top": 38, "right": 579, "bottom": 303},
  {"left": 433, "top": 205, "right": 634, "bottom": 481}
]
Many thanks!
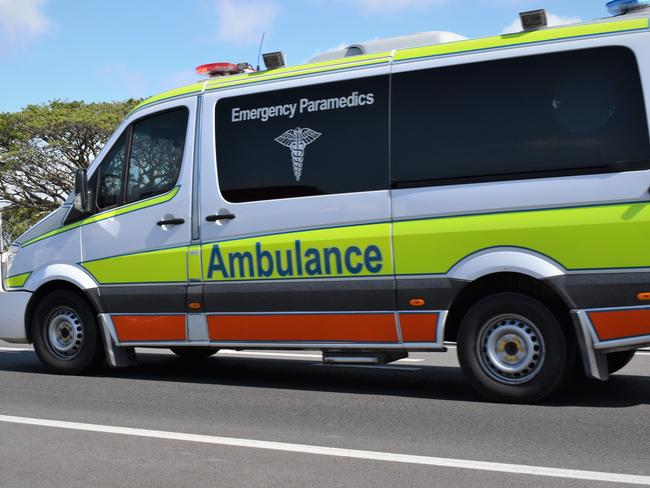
[
  {"left": 345, "top": 46, "right": 365, "bottom": 57},
  {"left": 309, "top": 31, "right": 467, "bottom": 63}
]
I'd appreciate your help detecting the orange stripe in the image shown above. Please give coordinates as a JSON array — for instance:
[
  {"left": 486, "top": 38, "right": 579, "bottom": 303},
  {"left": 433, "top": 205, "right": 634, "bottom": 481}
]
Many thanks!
[
  {"left": 589, "top": 309, "right": 650, "bottom": 341},
  {"left": 207, "top": 314, "right": 398, "bottom": 342},
  {"left": 399, "top": 312, "right": 438, "bottom": 342},
  {"left": 113, "top": 315, "right": 187, "bottom": 342}
]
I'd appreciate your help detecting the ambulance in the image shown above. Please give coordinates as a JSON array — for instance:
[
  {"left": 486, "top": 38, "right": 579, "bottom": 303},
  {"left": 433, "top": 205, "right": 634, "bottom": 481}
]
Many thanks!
[{"left": 2, "top": 0, "right": 650, "bottom": 403}]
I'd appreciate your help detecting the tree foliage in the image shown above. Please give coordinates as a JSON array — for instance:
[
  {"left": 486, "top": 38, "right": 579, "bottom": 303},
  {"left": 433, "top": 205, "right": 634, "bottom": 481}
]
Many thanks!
[{"left": 0, "top": 99, "right": 141, "bottom": 244}]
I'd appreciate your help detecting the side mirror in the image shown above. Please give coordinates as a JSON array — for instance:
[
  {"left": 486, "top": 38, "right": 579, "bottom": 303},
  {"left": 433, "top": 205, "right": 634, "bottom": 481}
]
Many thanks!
[{"left": 73, "top": 168, "right": 92, "bottom": 214}]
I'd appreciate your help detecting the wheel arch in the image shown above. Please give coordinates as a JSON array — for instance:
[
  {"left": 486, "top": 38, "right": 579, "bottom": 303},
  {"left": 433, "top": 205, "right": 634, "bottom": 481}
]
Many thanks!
[
  {"left": 444, "top": 272, "right": 575, "bottom": 346},
  {"left": 24, "top": 280, "right": 103, "bottom": 343},
  {"left": 24, "top": 263, "right": 99, "bottom": 292}
]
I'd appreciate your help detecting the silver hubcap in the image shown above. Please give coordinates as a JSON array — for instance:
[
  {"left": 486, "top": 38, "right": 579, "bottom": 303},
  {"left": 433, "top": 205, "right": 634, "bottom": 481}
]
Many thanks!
[
  {"left": 476, "top": 314, "right": 545, "bottom": 385},
  {"left": 46, "top": 307, "right": 84, "bottom": 360}
]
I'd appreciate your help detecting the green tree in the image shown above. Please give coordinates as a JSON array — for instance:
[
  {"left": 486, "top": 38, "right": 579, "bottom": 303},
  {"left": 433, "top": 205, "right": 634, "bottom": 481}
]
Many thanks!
[{"left": 0, "top": 99, "right": 141, "bottom": 244}]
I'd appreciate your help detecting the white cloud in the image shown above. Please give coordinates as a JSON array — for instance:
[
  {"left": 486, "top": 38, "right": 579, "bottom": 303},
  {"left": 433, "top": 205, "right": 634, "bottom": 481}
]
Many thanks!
[
  {"left": 216, "top": 0, "right": 280, "bottom": 44},
  {"left": 501, "top": 12, "right": 582, "bottom": 34},
  {"left": 350, "top": 0, "right": 447, "bottom": 13},
  {"left": 0, "top": 0, "right": 52, "bottom": 51}
]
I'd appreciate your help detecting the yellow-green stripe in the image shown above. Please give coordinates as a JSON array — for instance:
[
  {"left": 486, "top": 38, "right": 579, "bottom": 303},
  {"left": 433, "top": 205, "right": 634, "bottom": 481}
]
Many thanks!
[
  {"left": 82, "top": 246, "right": 187, "bottom": 285},
  {"left": 133, "top": 18, "right": 648, "bottom": 112},
  {"left": 394, "top": 201, "right": 650, "bottom": 274},
  {"left": 188, "top": 245, "right": 202, "bottom": 281},
  {"left": 134, "top": 53, "right": 392, "bottom": 111},
  {"left": 202, "top": 223, "right": 393, "bottom": 282},
  {"left": 77, "top": 199, "right": 650, "bottom": 285},
  {"left": 5, "top": 272, "right": 31, "bottom": 288},
  {"left": 394, "top": 18, "right": 649, "bottom": 61},
  {"left": 22, "top": 187, "right": 180, "bottom": 248}
]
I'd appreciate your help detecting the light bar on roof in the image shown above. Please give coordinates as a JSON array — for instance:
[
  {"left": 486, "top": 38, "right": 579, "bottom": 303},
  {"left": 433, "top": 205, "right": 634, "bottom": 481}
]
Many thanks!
[
  {"left": 195, "top": 62, "right": 240, "bottom": 77},
  {"left": 607, "top": 0, "right": 650, "bottom": 15}
]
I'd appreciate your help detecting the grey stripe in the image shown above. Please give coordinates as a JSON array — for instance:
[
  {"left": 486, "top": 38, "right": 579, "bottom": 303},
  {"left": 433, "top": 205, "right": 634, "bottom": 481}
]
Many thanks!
[{"left": 204, "top": 279, "right": 395, "bottom": 313}]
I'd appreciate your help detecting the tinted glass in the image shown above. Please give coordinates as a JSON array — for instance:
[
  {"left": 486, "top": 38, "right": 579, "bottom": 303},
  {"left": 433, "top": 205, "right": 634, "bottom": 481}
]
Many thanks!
[
  {"left": 215, "top": 76, "right": 389, "bottom": 202},
  {"left": 126, "top": 108, "right": 188, "bottom": 203},
  {"left": 96, "top": 132, "right": 127, "bottom": 209},
  {"left": 391, "top": 47, "right": 650, "bottom": 186}
]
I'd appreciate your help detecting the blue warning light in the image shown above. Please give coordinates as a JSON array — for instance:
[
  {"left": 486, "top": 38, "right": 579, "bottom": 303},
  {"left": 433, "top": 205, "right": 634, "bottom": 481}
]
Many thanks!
[{"left": 607, "top": 0, "right": 650, "bottom": 15}]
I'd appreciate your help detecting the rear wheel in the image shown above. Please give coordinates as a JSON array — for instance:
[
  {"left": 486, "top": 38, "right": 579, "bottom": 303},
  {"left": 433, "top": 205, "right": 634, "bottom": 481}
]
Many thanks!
[
  {"left": 457, "top": 292, "right": 572, "bottom": 403},
  {"left": 170, "top": 347, "right": 219, "bottom": 360},
  {"left": 31, "top": 290, "right": 104, "bottom": 374}
]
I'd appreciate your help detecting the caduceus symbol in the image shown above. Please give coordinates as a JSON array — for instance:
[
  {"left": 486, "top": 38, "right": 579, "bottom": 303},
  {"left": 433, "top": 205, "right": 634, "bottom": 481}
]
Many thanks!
[{"left": 275, "top": 127, "right": 322, "bottom": 182}]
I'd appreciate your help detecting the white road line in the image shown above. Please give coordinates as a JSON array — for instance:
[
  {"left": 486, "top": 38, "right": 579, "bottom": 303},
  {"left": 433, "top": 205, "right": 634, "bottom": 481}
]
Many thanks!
[
  {"left": 0, "top": 415, "right": 647, "bottom": 485},
  {"left": 0, "top": 346, "right": 32, "bottom": 352}
]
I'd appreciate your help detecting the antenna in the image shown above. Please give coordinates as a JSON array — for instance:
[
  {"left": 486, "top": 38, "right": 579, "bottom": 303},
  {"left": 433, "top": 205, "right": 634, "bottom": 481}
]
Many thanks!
[{"left": 256, "top": 32, "right": 266, "bottom": 71}]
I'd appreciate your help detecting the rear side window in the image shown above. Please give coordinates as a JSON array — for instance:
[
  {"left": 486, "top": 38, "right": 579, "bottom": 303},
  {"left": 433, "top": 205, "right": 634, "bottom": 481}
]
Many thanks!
[
  {"left": 391, "top": 46, "right": 650, "bottom": 187},
  {"left": 215, "top": 76, "right": 389, "bottom": 202}
]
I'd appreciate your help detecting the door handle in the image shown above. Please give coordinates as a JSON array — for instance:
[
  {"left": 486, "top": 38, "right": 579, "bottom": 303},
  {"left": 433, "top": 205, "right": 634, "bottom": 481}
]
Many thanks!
[
  {"left": 206, "top": 213, "right": 236, "bottom": 222},
  {"left": 157, "top": 218, "right": 185, "bottom": 226}
]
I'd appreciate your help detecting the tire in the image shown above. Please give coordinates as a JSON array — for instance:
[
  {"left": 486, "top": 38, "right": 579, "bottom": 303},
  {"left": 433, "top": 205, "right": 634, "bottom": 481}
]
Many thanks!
[
  {"left": 31, "top": 290, "right": 104, "bottom": 374},
  {"left": 457, "top": 292, "right": 573, "bottom": 404},
  {"left": 170, "top": 347, "right": 219, "bottom": 360},
  {"left": 607, "top": 350, "right": 636, "bottom": 375}
]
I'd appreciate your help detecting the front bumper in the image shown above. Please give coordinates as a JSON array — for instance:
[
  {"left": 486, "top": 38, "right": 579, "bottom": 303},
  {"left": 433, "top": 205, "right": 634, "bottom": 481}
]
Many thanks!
[{"left": 0, "top": 259, "right": 31, "bottom": 343}]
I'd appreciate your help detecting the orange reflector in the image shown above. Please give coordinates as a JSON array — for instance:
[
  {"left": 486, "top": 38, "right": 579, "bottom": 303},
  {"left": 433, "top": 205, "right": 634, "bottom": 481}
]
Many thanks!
[
  {"left": 188, "top": 302, "right": 202, "bottom": 310},
  {"left": 409, "top": 298, "right": 426, "bottom": 307},
  {"left": 637, "top": 292, "right": 650, "bottom": 301}
]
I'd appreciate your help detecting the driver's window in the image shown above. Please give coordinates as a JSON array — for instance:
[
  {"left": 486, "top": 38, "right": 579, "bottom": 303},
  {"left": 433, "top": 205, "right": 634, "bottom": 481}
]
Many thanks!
[
  {"left": 126, "top": 108, "right": 188, "bottom": 203},
  {"left": 96, "top": 132, "right": 127, "bottom": 210}
]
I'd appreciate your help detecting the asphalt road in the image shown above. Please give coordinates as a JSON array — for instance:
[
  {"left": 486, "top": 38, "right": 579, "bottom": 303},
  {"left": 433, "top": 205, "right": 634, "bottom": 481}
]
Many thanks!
[{"left": 0, "top": 341, "right": 649, "bottom": 487}]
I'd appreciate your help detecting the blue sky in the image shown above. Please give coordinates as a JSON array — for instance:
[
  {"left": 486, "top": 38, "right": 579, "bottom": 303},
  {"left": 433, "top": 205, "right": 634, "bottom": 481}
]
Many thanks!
[{"left": 0, "top": 0, "right": 615, "bottom": 112}]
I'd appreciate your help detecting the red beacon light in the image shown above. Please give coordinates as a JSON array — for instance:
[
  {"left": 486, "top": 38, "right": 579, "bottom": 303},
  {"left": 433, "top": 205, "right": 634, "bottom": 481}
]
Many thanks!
[
  {"left": 195, "top": 62, "right": 239, "bottom": 77},
  {"left": 195, "top": 62, "right": 255, "bottom": 78}
]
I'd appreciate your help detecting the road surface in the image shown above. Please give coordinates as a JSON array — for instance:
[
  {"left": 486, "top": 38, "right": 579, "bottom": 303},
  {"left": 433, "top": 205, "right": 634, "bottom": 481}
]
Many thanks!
[{"left": 0, "top": 341, "right": 648, "bottom": 487}]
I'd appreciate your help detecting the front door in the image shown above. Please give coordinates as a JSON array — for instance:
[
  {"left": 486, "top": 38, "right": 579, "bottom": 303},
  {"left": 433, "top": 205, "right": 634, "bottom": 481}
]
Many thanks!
[
  {"left": 80, "top": 99, "right": 196, "bottom": 343},
  {"left": 199, "top": 70, "right": 397, "bottom": 347}
]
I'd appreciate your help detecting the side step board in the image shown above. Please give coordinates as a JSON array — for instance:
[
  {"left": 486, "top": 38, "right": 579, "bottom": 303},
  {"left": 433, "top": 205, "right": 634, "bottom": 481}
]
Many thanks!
[{"left": 323, "top": 351, "right": 409, "bottom": 365}]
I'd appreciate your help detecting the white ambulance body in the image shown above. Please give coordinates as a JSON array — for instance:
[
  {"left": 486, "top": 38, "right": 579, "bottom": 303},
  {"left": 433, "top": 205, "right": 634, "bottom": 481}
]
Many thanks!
[{"left": 2, "top": 3, "right": 650, "bottom": 402}]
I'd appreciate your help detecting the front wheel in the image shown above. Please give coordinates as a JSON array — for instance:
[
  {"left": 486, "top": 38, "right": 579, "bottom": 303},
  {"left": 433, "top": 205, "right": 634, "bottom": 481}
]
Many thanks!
[
  {"left": 31, "top": 290, "right": 104, "bottom": 374},
  {"left": 457, "top": 293, "right": 573, "bottom": 403}
]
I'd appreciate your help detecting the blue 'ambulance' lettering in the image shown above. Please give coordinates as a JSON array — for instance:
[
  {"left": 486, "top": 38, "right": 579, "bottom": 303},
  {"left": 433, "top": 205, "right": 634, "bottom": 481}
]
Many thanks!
[{"left": 207, "top": 240, "right": 383, "bottom": 279}]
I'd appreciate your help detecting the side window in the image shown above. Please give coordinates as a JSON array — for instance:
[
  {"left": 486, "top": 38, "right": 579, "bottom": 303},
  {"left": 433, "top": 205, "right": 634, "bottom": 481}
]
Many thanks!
[
  {"left": 126, "top": 108, "right": 188, "bottom": 202},
  {"left": 97, "top": 132, "right": 127, "bottom": 209},
  {"left": 93, "top": 107, "right": 188, "bottom": 211},
  {"left": 215, "top": 76, "right": 389, "bottom": 203},
  {"left": 391, "top": 46, "right": 650, "bottom": 186}
]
